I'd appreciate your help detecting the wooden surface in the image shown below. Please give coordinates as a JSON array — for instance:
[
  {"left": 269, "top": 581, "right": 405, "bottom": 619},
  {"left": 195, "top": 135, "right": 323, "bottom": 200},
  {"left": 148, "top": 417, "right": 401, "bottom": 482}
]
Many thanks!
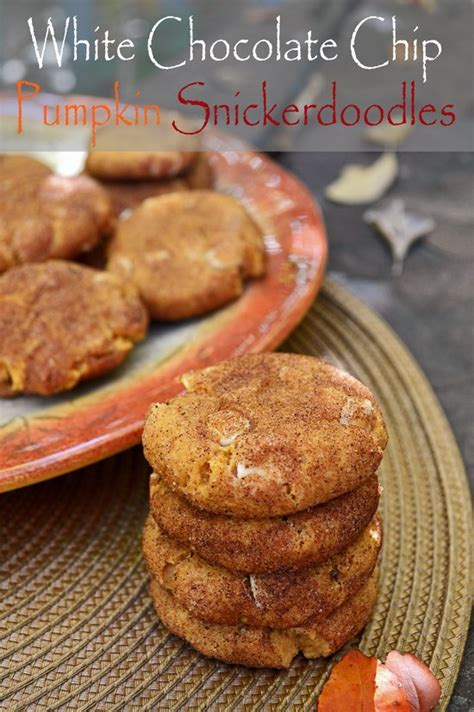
[{"left": 279, "top": 150, "right": 473, "bottom": 710}]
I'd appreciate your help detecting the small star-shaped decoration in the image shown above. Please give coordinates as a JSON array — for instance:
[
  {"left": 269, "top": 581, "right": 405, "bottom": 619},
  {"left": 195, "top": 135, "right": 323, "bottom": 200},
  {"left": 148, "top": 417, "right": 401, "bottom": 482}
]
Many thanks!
[{"left": 364, "top": 199, "right": 435, "bottom": 276}]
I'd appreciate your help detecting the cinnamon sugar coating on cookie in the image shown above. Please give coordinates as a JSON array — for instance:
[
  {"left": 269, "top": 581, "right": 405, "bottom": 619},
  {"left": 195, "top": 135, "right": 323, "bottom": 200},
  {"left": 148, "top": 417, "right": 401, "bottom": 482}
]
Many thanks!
[
  {"left": 143, "top": 514, "right": 381, "bottom": 628},
  {"left": 0, "top": 155, "right": 114, "bottom": 273},
  {"left": 149, "top": 568, "right": 378, "bottom": 668},
  {"left": 150, "top": 474, "right": 380, "bottom": 574},
  {"left": 85, "top": 150, "right": 198, "bottom": 180},
  {"left": 143, "top": 353, "right": 387, "bottom": 517},
  {"left": 107, "top": 191, "right": 265, "bottom": 320},
  {"left": 0, "top": 260, "right": 148, "bottom": 396},
  {"left": 97, "top": 177, "right": 188, "bottom": 218},
  {"left": 93, "top": 153, "right": 213, "bottom": 218},
  {"left": 183, "top": 153, "right": 214, "bottom": 190}
]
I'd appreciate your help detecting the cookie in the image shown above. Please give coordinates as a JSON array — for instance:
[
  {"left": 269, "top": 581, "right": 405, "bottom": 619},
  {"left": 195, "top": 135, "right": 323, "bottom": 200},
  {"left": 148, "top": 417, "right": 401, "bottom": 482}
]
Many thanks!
[
  {"left": 0, "top": 260, "right": 148, "bottom": 396},
  {"left": 143, "top": 354, "right": 387, "bottom": 517},
  {"left": 143, "top": 514, "right": 381, "bottom": 628},
  {"left": 183, "top": 153, "right": 214, "bottom": 190},
  {"left": 99, "top": 178, "right": 187, "bottom": 218},
  {"left": 150, "top": 474, "right": 380, "bottom": 574},
  {"left": 149, "top": 568, "right": 378, "bottom": 668},
  {"left": 98, "top": 153, "right": 214, "bottom": 218},
  {"left": 85, "top": 151, "right": 197, "bottom": 181},
  {"left": 107, "top": 191, "right": 265, "bottom": 320},
  {"left": 0, "top": 155, "right": 114, "bottom": 273}
]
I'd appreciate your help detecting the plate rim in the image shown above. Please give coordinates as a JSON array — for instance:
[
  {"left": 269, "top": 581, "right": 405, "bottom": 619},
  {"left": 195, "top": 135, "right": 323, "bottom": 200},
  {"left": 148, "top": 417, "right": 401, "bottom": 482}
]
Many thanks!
[{"left": 0, "top": 144, "right": 328, "bottom": 491}]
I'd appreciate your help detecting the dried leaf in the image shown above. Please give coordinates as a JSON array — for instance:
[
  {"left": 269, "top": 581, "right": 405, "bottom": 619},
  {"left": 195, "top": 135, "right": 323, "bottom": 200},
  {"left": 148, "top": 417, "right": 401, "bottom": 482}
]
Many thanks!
[
  {"left": 318, "top": 649, "right": 377, "bottom": 712},
  {"left": 364, "top": 199, "right": 435, "bottom": 276},
  {"left": 384, "top": 651, "right": 442, "bottom": 712},
  {"left": 325, "top": 154, "right": 398, "bottom": 205},
  {"left": 318, "top": 649, "right": 441, "bottom": 712},
  {"left": 374, "top": 664, "right": 411, "bottom": 711}
]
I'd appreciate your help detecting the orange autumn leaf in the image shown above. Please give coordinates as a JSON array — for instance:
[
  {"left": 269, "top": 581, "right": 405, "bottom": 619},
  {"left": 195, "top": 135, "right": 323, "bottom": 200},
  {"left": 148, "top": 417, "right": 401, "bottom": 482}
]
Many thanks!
[
  {"left": 318, "top": 649, "right": 441, "bottom": 712},
  {"left": 383, "top": 651, "right": 441, "bottom": 712},
  {"left": 318, "top": 649, "right": 377, "bottom": 712},
  {"left": 374, "top": 664, "right": 411, "bottom": 711}
]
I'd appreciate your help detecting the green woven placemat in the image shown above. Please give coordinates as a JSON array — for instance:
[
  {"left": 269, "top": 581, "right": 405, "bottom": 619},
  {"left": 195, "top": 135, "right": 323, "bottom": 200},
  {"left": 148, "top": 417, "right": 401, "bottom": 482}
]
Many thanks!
[{"left": 0, "top": 280, "right": 471, "bottom": 710}]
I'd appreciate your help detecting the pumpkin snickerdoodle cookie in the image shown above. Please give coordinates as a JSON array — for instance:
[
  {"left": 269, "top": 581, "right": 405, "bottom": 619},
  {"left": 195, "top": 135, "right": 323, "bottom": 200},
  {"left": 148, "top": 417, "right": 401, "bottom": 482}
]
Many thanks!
[
  {"left": 98, "top": 178, "right": 187, "bottom": 218},
  {"left": 0, "top": 155, "right": 114, "bottom": 273},
  {"left": 149, "top": 568, "right": 379, "bottom": 669},
  {"left": 149, "top": 474, "right": 380, "bottom": 574},
  {"left": 0, "top": 260, "right": 148, "bottom": 396},
  {"left": 183, "top": 153, "right": 214, "bottom": 190},
  {"left": 94, "top": 153, "right": 214, "bottom": 218},
  {"left": 85, "top": 150, "right": 198, "bottom": 181},
  {"left": 143, "top": 353, "right": 386, "bottom": 667},
  {"left": 107, "top": 191, "right": 265, "bottom": 320},
  {"left": 143, "top": 353, "right": 387, "bottom": 518},
  {"left": 143, "top": 514, "right": 381, "bottom": 628}
]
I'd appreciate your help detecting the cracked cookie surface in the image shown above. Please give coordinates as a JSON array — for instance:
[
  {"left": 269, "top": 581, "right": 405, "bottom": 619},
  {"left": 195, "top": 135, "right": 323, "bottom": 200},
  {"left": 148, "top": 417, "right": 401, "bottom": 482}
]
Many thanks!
[
  {"left": 107, "top": 191, "right": 265, "bottom": 320},
  {"left": 0, "top": 155, "right": 114, "bottom": 273},
  {"left": 143, "top": 514, "right": 381, "bottom": 628},
  {"left": 149, "top": 567, "right": 378, "bottom": 668},
  {"left": 0, "top": 260, "right": 148, "bottom": 396},
  {"left": 85, "top": 150, "right": 198, "bottom": 180},
  {"left": 94, "top": 177, "right": 187, "bottom": 218},
  {"left": 150, "top": 473, "right": 379, "bottom": 574},
  {"left": 91, "top": 154, "right": 213, "bottom": 218},
  {"left": 143, "top": 353, "right": 387, "bottom": 517}
]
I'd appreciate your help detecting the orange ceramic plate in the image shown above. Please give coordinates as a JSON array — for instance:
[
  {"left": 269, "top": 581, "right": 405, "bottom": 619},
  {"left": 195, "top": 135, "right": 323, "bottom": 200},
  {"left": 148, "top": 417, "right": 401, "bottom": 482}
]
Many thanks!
[{"left": 0, "top": 121, "right": 327, "bottom": 491}]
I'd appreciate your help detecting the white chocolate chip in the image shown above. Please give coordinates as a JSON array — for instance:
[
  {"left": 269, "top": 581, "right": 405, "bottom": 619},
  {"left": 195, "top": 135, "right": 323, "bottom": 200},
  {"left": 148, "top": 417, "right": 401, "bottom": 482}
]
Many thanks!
[
  {"left": 340, "top": 397, "right": 374, "bottom": 425},
  {"left": 362, "top": 398, "right": 374, "bottom": 415},
  {"left": 370, "top": 527, "right": 381, "bottom": 543},
  {"left": 180, "top": 373, "right": 193, "bottom": 391},
  {"left": 339, "top": 399, "right": 355, "bottom": 425},
  {"left": 93, "top": 273, "right": 110, "bottom": 284},
  {"left": 115, "top": 255, "right": 134, "bottom": 275},
  {"left": 220, "top": 433, "right": 239, "bottom": 447},
  {"left": 236, "top": 463, "right": 267, "bottom": 479},
  {"left": 205, "top": 249, "right": 226, "bottom": 270},
  {"left": 205, "top": 248, "right": 239, "bottom": 271},
  {"left": 208, "top": 411, "right": 251, "bottom": 446},
  {"left": 248, "top": 575, "right": 263, "bottom": 608},
  {"left": 220, "top": 418, "right": 251, "bottom": 447},
  {"left": 145, "top": 249, "right": 170, "bottom": 264}
]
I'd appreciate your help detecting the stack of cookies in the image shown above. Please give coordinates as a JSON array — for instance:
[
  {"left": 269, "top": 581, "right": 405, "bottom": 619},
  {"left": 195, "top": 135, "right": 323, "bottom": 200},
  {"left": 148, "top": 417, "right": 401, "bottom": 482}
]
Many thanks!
[{"left": 142, "top": 353, "right": 387, "bottom": 668}]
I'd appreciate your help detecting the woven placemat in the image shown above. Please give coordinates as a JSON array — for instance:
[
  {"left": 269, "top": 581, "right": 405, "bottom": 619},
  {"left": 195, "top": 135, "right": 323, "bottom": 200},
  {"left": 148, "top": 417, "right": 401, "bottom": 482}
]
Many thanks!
[{"left": 0, "top": 280, "right": 471, "bottom": 711}]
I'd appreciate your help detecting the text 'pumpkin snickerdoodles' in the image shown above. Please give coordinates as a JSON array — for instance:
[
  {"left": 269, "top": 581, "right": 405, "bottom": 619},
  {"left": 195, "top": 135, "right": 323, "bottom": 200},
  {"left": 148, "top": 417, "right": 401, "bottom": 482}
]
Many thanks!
[
  {"left": 143, "top": 353, "right": 387, "bottom": 518},
  {"left": 0, "top": 155, "right": 114, "bottom": 273},
  {"left": 0, "top": 260, "right": 148, "bottom": 396},
  {"left": 107, "top": 191, "right": 265, "bottom": 321}
]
